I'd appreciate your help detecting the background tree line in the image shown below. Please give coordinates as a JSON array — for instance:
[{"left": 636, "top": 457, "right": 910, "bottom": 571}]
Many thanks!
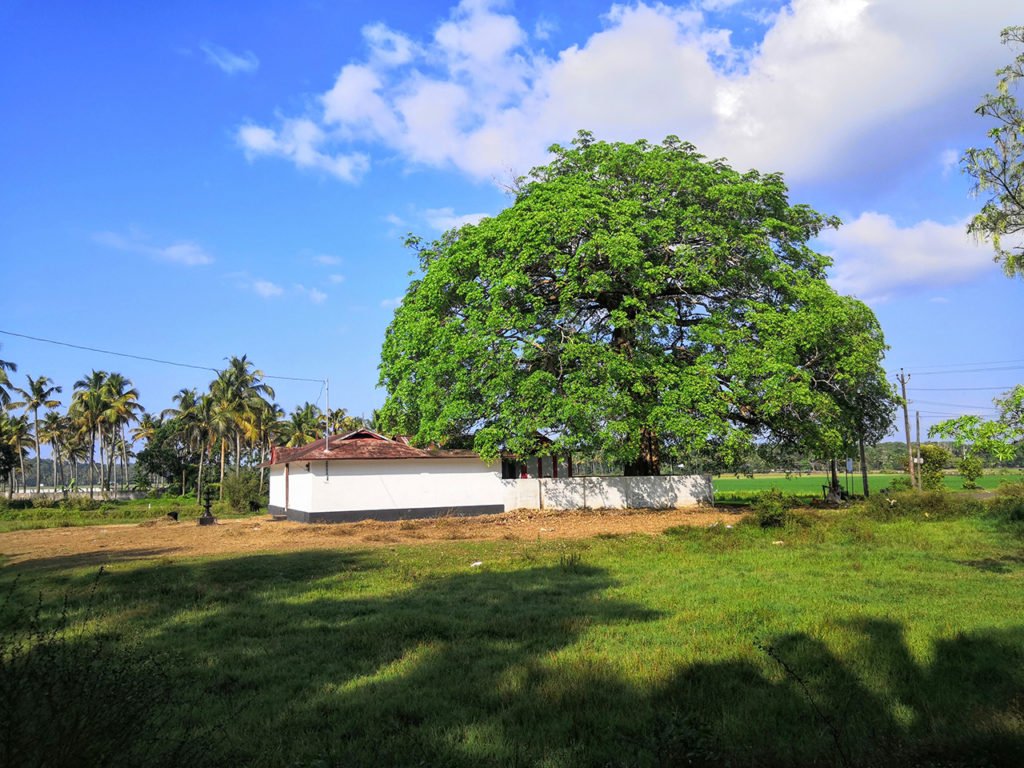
[{"left": 0, "top": 349, "right": 367, "bottom": 502}]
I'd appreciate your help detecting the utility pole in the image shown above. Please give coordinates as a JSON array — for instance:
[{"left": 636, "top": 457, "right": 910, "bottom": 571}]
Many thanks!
[
  {"left": 915, "top": 410, "right": 922, "bottom": 490},
  {"left": 897, "top": 369, "right": 915, "bottom": 489},
  {"left": 325, "top": 378, "right": 331, "bottom": 451}
]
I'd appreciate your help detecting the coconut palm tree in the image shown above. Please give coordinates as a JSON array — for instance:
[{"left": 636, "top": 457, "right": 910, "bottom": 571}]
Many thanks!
[
  {"left": 280, "top": 402, "right": 323, "bottom": 447},
  {"left": 10, "top": 375, "right": 63, "bottom": 492},
  {"left": 163, "top": 388, "right": 204, "bottom": 496},
  {"left": 0, "top": 411, "right": 24, "bottom": 496},
  {"left": 209, "top": 355, "right": 275, "bottom": 496},
  {"left": 102, "top": 373, "right": 141, "bottom": 489},
  {"left": 71, "top": 370, "right": 109, "bottom": 498},
  {"left": 39, "top": 410, "right": 68, "bottom": 490},
  {"left": 131, "top": 411, "right": 161, "bottom": 446},
  {"left": 63, "top": 426, "right": 88, "bottom": 490},
  {"left": 3, "top": 413, "right": 32, "bottom": 493},
  {"left": 0, "top": 349, "right": 16, "bottom": 409}
]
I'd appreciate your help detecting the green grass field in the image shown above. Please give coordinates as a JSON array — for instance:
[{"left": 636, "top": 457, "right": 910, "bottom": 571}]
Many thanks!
[
  {"left": 712, "top": 470, "right": 1024, "bottom": 503},
  {"left": 2, "top": 494, "right": 1023, "bottom": 767},
  {"left": 0, "top": 495, "right": 262, "bottom": 533}
]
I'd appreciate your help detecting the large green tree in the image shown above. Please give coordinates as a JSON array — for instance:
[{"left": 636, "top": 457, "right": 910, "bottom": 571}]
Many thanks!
[
  {"left": 964, "top": 26, "right": 1024, "bottom": 278},
  {"left": 379, "top": 134, "right": 894, "bottom": 474}
]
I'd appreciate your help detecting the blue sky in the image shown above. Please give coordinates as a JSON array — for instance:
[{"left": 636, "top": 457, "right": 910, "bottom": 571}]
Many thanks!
[{"left": 1, "top": 0, "right": 1022, "bottom": 442}]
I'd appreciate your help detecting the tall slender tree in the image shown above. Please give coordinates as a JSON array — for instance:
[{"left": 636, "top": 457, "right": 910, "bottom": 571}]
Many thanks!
[
  {"left": 102, "top": 372, "right": 142, "bottom": 489},
  {"left": 71, "top": 370, "right": 109, "bottom": 498},
  {"left": 11, "top": 375, "right": 63, "bottom": 492},
  {"left": 39, "top": 410, "right": 67, "bottom": 490},
  {"left": 210, "top": 355, "right": 274, "bottom": 496}
]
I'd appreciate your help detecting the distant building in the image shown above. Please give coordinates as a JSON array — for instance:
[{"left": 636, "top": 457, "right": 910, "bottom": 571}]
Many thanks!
[{"left": 266, "top": 428, "right": 712, "bottom": 523}]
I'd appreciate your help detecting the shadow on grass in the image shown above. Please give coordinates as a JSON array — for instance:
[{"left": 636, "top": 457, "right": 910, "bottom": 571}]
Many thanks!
[
  {"left": 5, "top": 550, "right": 1023, "bottom": 767},
  {"left": 2, "top": 546, "right": 185, "bottom": 572}
]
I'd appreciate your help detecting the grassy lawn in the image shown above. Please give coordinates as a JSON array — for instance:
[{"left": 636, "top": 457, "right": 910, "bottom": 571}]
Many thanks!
[
  {"left": 2, "top": 497, "right": 1023, "bottom": 767},
  {"left": 0, "top": 495, "right": 262, "bottom": 532},
  {"left": 713, "top": 470, "right": 1024, "bottom": 503}
]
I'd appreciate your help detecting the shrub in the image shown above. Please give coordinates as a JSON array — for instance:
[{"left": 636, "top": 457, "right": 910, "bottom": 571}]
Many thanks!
[
  {"left": 988, "top": 482, "right": 1024, "bottom": 529},
  {"left": 30, "top": 496, "right": 59, "bottom": 509},
  {"left": 60, "top": 495, "right": 100, "bottom": 512},
  {"left": 864, "top": 490, "right": 983, "bottom": 521},
  {"left": 919, "top": 444, "right": 952, "bottom": 491},
  {"left": 958, "top": 455, "right": 984, "bottom": 489},
  {"left": 220, "top": 473, "right": 264, "bottom": 514},
  {"left": 884, "top": 475, "right": 914, "bottom": 493},
  {"left": 750, "top": 488, "right": 798, "bottom": 528}
]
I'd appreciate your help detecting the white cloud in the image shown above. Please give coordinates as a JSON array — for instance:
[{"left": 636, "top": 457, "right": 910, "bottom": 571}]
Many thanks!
[
  {"left": 94, "top": 230, "right": 213, "bottom": 266},
  {"left": 253, "top": 280, "right": 283, "bottom": 298},
  {"left": 314, "top": 254, "right": 341, "bottom": 265},
  {"left": 295, "top": 284, "right": 327, "bottom": 303},
  {"left": 821, "top": 212, "right": 997, "bottom": 303},
  {"left": 363, "top": 22, "right": 418, "bottom": 67},
  {"left": 328, "top": 274, "right": 345, "bottom": 284},
  {"left": 423, "top": 207, "right": 490, "bottom": 231},
  {"left": 237, "top": 119, "right": 369, "bottom": 182},
  {"left": 534, "top": 17, "right": 557, "bottom": 41},
  {"left": 236, "top": 0, "right": 1019, "bottom": 185},
  {"left": 940, "top": 148, "right": 960, "bottom": 176},
  {"left": 929, "top": 296, "right": 950, "bottom": 304},
  {"left": 201, "top": 43, "right": 259, "bottom": 74},
  {"left": 384, "top": 213, "right": 405, "bottom": 227},
  {"left": 380, "top": 296, "right": 403, "bottom": 309}
]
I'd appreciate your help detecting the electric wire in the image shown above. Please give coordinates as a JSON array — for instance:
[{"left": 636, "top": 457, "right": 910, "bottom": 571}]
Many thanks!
[
  {"left": 0, "top": 328, "right": 324, "bottom": 383},
  {"left": 913, "top": 386, "right": 1015, "bottom": 391}
]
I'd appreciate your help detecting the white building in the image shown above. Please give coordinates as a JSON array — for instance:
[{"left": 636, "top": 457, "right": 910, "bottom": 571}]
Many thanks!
[
  {"left": 266, "top": 429, "right": 504, "bottom": 523},
  {"left": 266, "top": 428, "right": 713, "bottom": 523}
]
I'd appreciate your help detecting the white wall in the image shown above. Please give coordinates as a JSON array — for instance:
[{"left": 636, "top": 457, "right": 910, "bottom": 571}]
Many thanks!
[
  {"left": 281, "top": 458, "right": 503, "bottom": 514},
  {"left": 269, "top": 466, "right": 285, "bottom": 509},
  {"left": 503, "top": 475, "right": 713, "bottom": 511},
  {"left": 269, "top": 460, "right": 712, "bottom": 519}
]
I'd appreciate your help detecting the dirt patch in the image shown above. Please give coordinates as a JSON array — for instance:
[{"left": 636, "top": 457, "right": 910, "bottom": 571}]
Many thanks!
[{"left": 0, "top": 507, "right": 744, "bottom": 569}]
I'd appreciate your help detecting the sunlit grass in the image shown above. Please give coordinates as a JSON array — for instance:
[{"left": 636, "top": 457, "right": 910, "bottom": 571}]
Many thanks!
[{"left": 2, "top": 503, "right": 1022, "bottom": 766}]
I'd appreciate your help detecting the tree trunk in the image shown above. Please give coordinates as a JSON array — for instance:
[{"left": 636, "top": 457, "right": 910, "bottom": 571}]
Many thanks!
[
  {"left": 859, "top": 436, "right": 870, "bottom": 498},
  {"left": 121, "top": 426, "right": 130, "bottom": 490},
  {"left": 235, "top": 431, "right": 242, "bottom": 477},
  {"left": 197, "top": 445, "right": 207, "bottom": 506},
  {"left": 219, "top": 440, "right": 226, "bottom": 499},
  {"left": 88, "top": 429, "right": 96, "bottom": 499},
  {"left": 259, "top": 441, "right": 267, "bottom": 493},
  {"left": 33, "top": 410, "right": 41, "bottom": 493},
  {"left": 624, "top": 427, "right": 660, "bottom": 476},
  {"left": 829, "top": 457, "right": 840, "bottom": 495}
]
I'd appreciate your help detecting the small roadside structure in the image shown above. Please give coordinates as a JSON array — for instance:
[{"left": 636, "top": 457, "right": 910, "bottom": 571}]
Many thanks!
[
  {"left": 266, "top": 428, "right": 714, "bottom": 523},
  {"left": 266, "top": 428, "right": 504, "bottom": 523}
]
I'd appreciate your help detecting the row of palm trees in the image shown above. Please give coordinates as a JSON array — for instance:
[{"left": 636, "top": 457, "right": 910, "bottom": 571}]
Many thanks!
[
  {"left": 0, "top": 361, "right": 143, "bottom": 497},
  {"left": 0, "top": 350, "right": 366, "bottom": 501}
]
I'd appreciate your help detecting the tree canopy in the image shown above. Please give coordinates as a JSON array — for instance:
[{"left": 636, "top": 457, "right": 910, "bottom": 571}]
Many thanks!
[
  {"left": 378, "top": 133, "right": 895, "bottom": 474},
  {"left": 964, "top": 26, "right": 1024, "bottom": 278},
  {"left": 930, "top": 385, "right": 1024, "bottom": 462}
]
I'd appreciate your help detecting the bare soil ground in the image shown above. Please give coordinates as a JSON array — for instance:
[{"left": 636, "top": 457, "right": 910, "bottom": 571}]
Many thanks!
[{"left": 0, "top": 507, "right": 745, "bottom": 569}]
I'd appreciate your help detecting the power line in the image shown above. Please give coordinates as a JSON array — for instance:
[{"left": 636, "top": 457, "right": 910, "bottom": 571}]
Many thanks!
[
  {"left": 912, "top": 399, "right": 1000, "bottom": 410},
  {"left": 0, "top": 328, "right": 323, "bottom": 384},
  {"left": 913, "top": 366, "right": 1024, "bottom": 378},
  {"left": 895, "top": 357, "right": 1024, "bottom": 371},
  {"left": 914, "top": 386, "right": 1015, "bottom": 391}
]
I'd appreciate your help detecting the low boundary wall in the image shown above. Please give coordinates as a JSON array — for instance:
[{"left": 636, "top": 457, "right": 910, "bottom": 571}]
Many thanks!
[{"left": 502, "top": 475, "right": 713, "bottom": 511}]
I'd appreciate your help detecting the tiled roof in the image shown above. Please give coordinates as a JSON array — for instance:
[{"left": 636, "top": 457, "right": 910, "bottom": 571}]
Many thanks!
[{"left": 267, "top": 428, "right": 478, "bottom": 465}]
